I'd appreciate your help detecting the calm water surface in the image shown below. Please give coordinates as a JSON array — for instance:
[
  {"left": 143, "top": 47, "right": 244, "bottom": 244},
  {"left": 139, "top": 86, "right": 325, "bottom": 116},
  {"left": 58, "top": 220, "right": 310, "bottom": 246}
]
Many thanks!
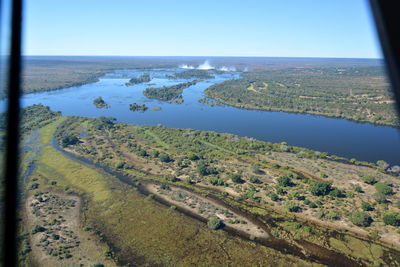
[{"left": 19, "top": 68, "right": 400, "bottom": 165}]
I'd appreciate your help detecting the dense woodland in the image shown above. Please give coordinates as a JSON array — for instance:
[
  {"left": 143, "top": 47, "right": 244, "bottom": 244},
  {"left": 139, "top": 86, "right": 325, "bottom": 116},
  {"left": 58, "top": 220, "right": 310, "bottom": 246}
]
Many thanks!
[
  {"left": 143, "top": 80, "right": 199, "bottom": 103},
  {"left": 205, "top": 66, "right": 399, "bottom": 126}
]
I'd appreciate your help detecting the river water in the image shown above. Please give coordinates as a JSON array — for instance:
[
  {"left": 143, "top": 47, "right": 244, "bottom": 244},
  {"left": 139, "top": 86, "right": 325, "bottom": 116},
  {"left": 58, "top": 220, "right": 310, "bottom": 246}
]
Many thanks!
[{"left": 18, "top": 68, "right": 400, "bottom": 165}]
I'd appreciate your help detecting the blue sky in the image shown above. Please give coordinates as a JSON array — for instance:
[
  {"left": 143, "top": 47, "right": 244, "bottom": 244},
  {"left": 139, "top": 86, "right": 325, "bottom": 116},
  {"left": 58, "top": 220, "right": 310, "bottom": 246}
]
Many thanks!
[{"left": 24, "top": 0, "right": 382, "bottom": 58}]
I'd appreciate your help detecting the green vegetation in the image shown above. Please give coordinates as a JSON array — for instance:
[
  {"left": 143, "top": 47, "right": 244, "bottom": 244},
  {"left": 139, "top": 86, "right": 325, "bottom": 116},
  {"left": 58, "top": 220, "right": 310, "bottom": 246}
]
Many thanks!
[
  {"left": 383, "top": 213, "right": 400, "bottom": 226},
  {"left": 143, "top": 80, "right": 199, "bottom": 103},
  {"left": 374, "top": 182, "right": 393, "bottom": 195},
  {"left": 207, "top": 216, "right": 223, "bottom": 230},
  {"left": 349, "top": 212, "right": 373, "bottom": 227},
  {"left": 125, "top": 73, "right": 151, "bottom": 86},
  {"left": 93, "top": 96, "right": 109, "bottom": 108},
  {"left": 309, "top": 181, "right": 333, "bottom": 196},
  {"left": 205, "top": 67, "right": 399, "bottom": 126},
  {"left": 15, "top": 105, "right": 400, "bottom": 266},
  {"left": 129, "top": 103, "right": 148, "bottom": 111}
]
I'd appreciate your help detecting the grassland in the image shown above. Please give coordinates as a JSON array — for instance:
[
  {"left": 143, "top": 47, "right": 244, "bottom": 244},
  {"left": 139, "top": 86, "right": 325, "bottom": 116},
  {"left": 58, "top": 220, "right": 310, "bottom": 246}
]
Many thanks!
[
  {"left": 49, "top": 110, "right": 400, "bottom": 266},
  {"left": 205, "top": 66, "right": 399, "bottom": 126},
  {"left": 18, "top": 107, "right": 324, "bottom": 266}
]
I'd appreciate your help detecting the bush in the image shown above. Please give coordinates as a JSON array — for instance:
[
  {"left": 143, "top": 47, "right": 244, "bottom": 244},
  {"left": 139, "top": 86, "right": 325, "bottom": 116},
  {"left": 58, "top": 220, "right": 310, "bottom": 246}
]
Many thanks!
[
  {"left": 361, "top": 175, "right": 377, "bottom": 185},
  {"left": 209, "top": 176, "right": 227, "bottom": 186},
  {"left": 277, "top": 176, "right": 293, "bottom": 187},
  {"left": 275, "top": 186, "right": 286, "bottom": 195},
  {"left": 197, "top": 162, "right": 218, "bottom": 176},
  {"left": 230, "top": 173, "right": 245, "bottom": 184},
  {"left": 374, "top": 182, "right": 393, "bottom": 195},
  {"left": 309, "top": 181, "right": 332, "bottom": 196},
  {"left": 383, "top": 213, "right": 400, "bottom": 226},
  {"left": 304, "top": 200, "right": 317, "bottom": 208},
  {"left": 207, "top": 216, "right": 223, "bottom": 230},
  {"left": 349, "top": 212, "right": 372, "bottom": 227},
  {"left": 269, "top": 192, "right": 279, "bottom": 202},
  {"left": 285, "top": 201, "right": 301, "bottom": 213},
  {"left": 187, "top": 152, "right": 199, "bottom": 161},
  {"left": 159, "top": 153, "right": 172, "bottom": 162},
  {"left": 329, "top": 188, "right": 345, "bottom": 198},
  {"left": 61, "top": 134, "right": 79, "bottom": 147},
  {"left": 251, "top": 164, "right": 262, "bottom": 174},
  {"left": 354, "top": 186, "right": 363, "bottom": 193},
  {"left": 361, "top": 202, "right": 373, "bottom": 211},
  {"left": 373, "top": 193, "right": 387, "bottom": 203},
  {"left": 249, "top": 176, "right": 262, "bottom": 184}
]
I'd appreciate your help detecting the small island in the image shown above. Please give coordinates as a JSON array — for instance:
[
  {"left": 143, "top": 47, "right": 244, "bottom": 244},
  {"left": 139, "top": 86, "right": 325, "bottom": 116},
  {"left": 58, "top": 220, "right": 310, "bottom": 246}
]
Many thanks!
[
  {"left": 125, "top": 73, "right": 151, "bottom": 86},
  {"left": 129, "top": 103, "right": 148, "bottom": 111},
  {"left": 143, "top": 80, "right": 199, "bottom": 103},
  {"left": 166, "top": 69, "right": 214, "bottom": 79},
  {"left": 93, "top": 96, "right": 109, "bottom": 108}
]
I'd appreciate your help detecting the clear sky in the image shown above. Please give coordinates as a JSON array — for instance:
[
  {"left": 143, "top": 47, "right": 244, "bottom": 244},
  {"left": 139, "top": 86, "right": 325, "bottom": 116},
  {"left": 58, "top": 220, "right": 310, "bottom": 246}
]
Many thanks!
[{"left": 23, "top": 0, "right": 382, "bottom": 58}]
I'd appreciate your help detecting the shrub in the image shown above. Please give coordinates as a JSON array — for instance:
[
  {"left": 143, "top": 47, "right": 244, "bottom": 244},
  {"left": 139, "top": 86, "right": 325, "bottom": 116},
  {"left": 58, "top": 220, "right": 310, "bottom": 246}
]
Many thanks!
[
  {"left": 230, "top": 173, "right": 245, "bottom": 184},
  {"left": 285, "top": 201, "right": 301, "bottom": 212},
  {"left": 249, "top": 176, "right": 262, "bottom": 184},
  {"left": 304, "top": 199, "right": 317, "bottom": 208},
  {"left": 361, "top": 202, "right": 373, "bottom": 211},
  {"left": 275, "top": 186, "right": 286, "bottom": 195},
  {"left": 31, "top": 225, "right": 46, "bottom": 234},
  {"left": 354, "top": 186, "right": 363, "bottom": 193},
  {"left": 373, "top": 193, "right": 387, "bottom": 203},
  {"left": 187, "top": 152, "right": 199, "bottom": 161},
  {"left": 383, "top": 213, "right": 400, "bottom": 226},
  {"left": 159, "top": 153, "right": 172, "bottom": 162},
  {"left": 197, "top": 162, "right": 218, "bottom": 176},
  {"left": 309, "top": 181, "right": 332, "bottom": 196},
  {"left": 151, "top": 150, "right": 160, "bottom": 158},
  {"left": 269, "top": 192, "right": 279, "bottom": 202},
  {"left": 277, "top": 176, "right": 293, "bottom": 187},
  {"left": 361, "top": 175, "right": 377, "bottom": 185},
  {"left": 349, "top": 212, "right": 372, "bottom": 227},
  {"left": 209, "top": 176, "right": 227, "bottom": 186},
  {"left": 61, "top": 134, "right": 79, "bottom": 147},
  {"left": 251, "top": 164, "right": 262, "bottom": 174},
  {"left": 207, "top": 216, "right": 223, "bottom": 230},
  {"left": 374, "top": 182, "right": 393, "bottom": 195},
  {"left": 326, "top": 211, "right": 340, "bottom": 220},
  {"left": 329, "top": 188, "right": 345, "bottom": 198}
]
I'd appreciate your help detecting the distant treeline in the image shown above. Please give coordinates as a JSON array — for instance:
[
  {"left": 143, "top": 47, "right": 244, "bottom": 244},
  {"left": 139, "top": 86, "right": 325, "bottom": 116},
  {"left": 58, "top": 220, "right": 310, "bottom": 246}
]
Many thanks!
[
  {"left": 166, "top": 69, "right": 214, "bottom": 80},
  {"left": 205, "top": 67, "right": 399, "bottom": 127}
]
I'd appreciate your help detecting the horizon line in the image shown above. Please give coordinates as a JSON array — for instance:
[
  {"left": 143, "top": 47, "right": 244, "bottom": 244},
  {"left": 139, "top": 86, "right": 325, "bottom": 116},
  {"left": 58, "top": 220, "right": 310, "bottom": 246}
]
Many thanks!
[{"left": 22, "top": 55, "right": 384, "bottom": 60}]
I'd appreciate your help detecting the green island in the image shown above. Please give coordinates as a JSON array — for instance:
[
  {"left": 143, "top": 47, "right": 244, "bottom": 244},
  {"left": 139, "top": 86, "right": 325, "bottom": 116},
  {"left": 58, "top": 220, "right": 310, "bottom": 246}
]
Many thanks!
[
  {"left": 166, "top": 69, "right": 214, "bottom": 79},
  {"left": 93, "top": 96, "right": 109, "bottom": 108},
  {"left": 205, "top": 66, "right": 399, "bottom": 126},
  {"left": 129, "top": 103, "right": 148, "bottom": 112},
  {"left": 125, "top": 73, "right": 151, "bottom": 86},
  {"left": 143, "top": 80, "right": 199, "bottom": 103},
  {"left": 16, "top": 105, "right": 400, "bottom": 266}
]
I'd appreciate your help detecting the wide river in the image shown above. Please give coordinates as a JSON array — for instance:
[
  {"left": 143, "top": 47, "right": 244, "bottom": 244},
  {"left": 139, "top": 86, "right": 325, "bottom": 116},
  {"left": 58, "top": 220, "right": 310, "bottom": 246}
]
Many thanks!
[{"left": 19, "top": 68, "right": 400, "bottom": 165}]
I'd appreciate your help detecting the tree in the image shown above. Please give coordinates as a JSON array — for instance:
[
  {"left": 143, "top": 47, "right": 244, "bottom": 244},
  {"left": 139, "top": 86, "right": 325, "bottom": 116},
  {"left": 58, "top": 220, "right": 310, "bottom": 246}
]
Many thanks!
[
  {"left": 269, "top": 192, "right": 279, "bottom": 202},
  {"left": 61, "top": 134, "right": 79, "bottom": 147},
  {"left": 361, "top": 175, "right": 377, "bottom": 185},
  {"left": 309, "top": 181, "right": 332, "bottom": 196},
  {"left": 277, "top": 176, "right": 293, "bottom": 187},
  {"left": 207, "top": 216, "right": 223, "bottom": 230},
  {"left": 361, "top": 202, "right": 373, "bottom": 211},
  {"left": 374, "top": 182, "right": 393, "bottom": 195},
  {"left": 349, "top": 212, "right": 372, "bottom": 227},
  {"left": 159, "top": 153, "right": 172, "bottom": 163},
  {"left": 383, "top": 213, "right": 400, "bottom": 226}
]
